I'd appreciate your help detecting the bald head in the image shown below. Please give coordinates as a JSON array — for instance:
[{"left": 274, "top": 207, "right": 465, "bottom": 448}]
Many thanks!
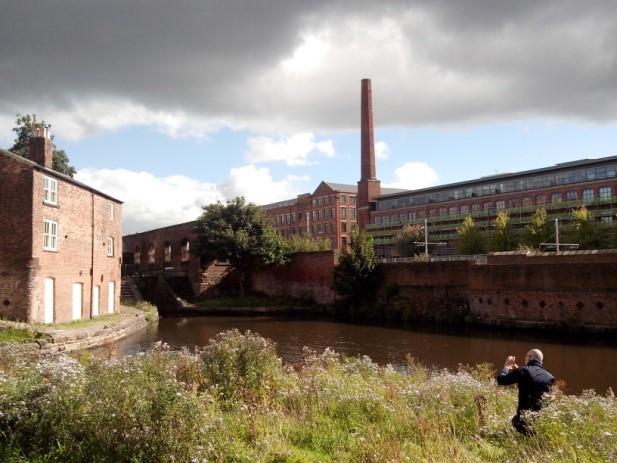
[{"left": 526, "top": 349, "right": 544, "bottom": 364}]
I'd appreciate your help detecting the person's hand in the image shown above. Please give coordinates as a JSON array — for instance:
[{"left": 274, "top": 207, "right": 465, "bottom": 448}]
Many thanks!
[{"left": 504, "top": 356, "right": 518, "bottom": 371}]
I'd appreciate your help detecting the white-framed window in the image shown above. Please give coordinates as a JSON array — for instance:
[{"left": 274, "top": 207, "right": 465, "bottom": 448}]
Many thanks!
[
  {"left": 599, "top": 187, "right": 612, "bottom": 202},
  {"left": 43, "top": 220, "right": 58, "bottom": 251},
  {"left": 109, "top": 203, "right": 114, "bottom": 220},
  {"left": 43, "top": 176, "right": 58, "bottom": 205},
  {"left": 107, "top": 237, "right": 114, "bottom": 257},
  {"left": 496, "top": 200, "right": 506, "bottom": 211},
  {"left": 582, "top": 189, "right": 594, "bottom": 204}
]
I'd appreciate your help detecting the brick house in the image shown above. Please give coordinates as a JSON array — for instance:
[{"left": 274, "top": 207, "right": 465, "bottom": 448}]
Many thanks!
[{"left": 0, "top": 127, "right": 123, "bottom": 323}]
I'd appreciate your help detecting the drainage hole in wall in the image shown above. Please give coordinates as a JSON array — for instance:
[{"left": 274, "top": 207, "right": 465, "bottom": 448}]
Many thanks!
[
  {"left": 487, "top": 298, "right": 493, "bottom": 305},
  {"left": 3, "top": 299, "right": 10, "bottom": 307},
  {"left": 504, "top": 298, "right": 510, "bottom": 305},
  {"left": 539, "top": 301, "right": 547, "bottom": 308},
  {"left": 576, "top": 301, "right": 584, "bottom": 309},
  {"left": 522, "top": 300, "right": 528, "bottom": 307},
  {"left": 479, "top": 297, "right": 484, "bottom": 304},
  {"left": 596, "top": 302, "right": 604, "bottom": 309}
]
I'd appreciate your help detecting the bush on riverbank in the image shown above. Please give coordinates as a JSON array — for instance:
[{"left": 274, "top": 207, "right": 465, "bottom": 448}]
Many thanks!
[{"left": 0, "top": 330, "right": 615, "bottom": 462}]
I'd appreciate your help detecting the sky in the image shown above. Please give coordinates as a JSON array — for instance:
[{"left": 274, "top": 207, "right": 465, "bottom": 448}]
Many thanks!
[{"left": 1, "top": 1, "right": 616, "bottom": 233}]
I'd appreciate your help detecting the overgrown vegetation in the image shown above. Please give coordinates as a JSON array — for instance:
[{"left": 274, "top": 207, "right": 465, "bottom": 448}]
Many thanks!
[
  {"left": 393, "top": 223, "right": 424, "bottom": 257},
  {"left": 0, "top": 327, "right": 40, "bottom": 344},
  {"left": 0, "top": 330, "right": 614, "bottom": 462},
  {"left": 333, "top": 228, "right": 379, "bottom": 309},
  {"left": 285, "top": 235, "right": 332, "bottom": 253},
  {"left": 456, "top": 215, "right": 486, "bottom": 254}
]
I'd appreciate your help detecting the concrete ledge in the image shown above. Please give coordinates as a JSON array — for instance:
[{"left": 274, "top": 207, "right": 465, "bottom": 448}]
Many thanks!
[{"left": 0, "top": 305, "right": 158, "bottom": 355}]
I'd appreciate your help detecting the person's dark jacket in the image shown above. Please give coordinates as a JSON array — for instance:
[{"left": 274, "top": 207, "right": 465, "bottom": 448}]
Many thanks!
[{"left": 497, "top": 359, "right": 555, "bottom": 414}]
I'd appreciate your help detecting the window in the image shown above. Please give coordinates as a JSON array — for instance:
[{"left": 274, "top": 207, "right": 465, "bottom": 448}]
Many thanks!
[
  {"left": 599, "top": 187, "right": 612, "bottom": 201},
  {"left": 318, "top": 224, "right": 323, "bottom": 234},
  {"left": 341, "top": 222, "right": 347, "bottom": 232},
  {"left": 341, "top": 207, "right": 347, "bottom": 219},
  {"left": 439, "top": 207, "right": 447, "bottom": 216},
  {"left": 341, "top": 237, "right": 347, "bottom": 248},
  {"left": 43, "top": 220, "right": 58, "bottom": 251},
  {"left": 164, "top": 242, "right": 171, "bottom": 263},
  {"left": 109, "top": 203, "right": 114, "bottom": 220},
  {"left": 148, "top": 244, "right": 156, "bottom": 264},
  {"left": 341, "top": 195, "right": 347, "bottom": 204},
  {"left": 312, "top": 211, "right": 317, "bottom": 221},
  {"left": 522, "top": 197, "right": 533, "bottom": 207},
  {"left": 582, "top": 189, "right": 594, "bottom": 204},
  {"left": 566, "top": 191, "right": 578, "bottom": 201},
  {"left": 551, "top": 193, "right": 562, "bottom": 204},
  {"left": 43, "top": 176, "right": 58, "bottom": 205},
  {"left": 483, "top": 202, "right": 492, "bottom": 211},
  {"left": 460, "top": 205, "right": 469, "bottom": 215},
  {"left": 496, "top": 201, "right": 505, "bottom": 211},
  {"left": 318, "top": 209, "right": 324, "bottom": 220},
  {"left": 134, "top": 246, "right": 141, "bottom": 265},
  {"left": 350, "top": 196, "right": 356, "bottom": 205},
  {"left": 601, "top": 216, "right": 613, "bottom": 223},
  {"left": 330, "top": 207, "right": 335, "bottom": 219},
  {"left": 449, "top": 206, "right": 458, "bottom": 216},
  {"left": 350, "top": 207, "right": 356, "bottom": 219},
  {"left": 536, "top": 195, "right": 546, "bottom": 205},
  {"left": 471, "top": 204, "right": 481, "bottom": 213},
  {"left": 107, "top": 237, "right": 114, "bottom": 257}
]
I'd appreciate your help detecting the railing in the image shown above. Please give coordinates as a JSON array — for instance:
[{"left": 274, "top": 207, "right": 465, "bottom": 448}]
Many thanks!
[{"left": 380, "top": 255, "right": 487, "bottom": 264}]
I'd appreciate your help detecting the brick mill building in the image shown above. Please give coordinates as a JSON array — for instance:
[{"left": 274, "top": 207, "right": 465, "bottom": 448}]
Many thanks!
[{"left": 0, "top": 127, "right": 122, "bottom": 323}]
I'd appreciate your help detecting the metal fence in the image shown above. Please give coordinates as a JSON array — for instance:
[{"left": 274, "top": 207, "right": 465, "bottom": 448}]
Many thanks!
[{"left": 379, "top": 254, "right": 488, "bottom": 265}]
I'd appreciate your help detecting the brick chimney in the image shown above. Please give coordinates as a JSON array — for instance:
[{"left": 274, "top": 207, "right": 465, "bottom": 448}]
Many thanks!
[
  {"left": 29, "top": 124, "right": 53, "bottom": 169},
  {"left": 357, "top": 79, "right": 381, "bottom": 231}
]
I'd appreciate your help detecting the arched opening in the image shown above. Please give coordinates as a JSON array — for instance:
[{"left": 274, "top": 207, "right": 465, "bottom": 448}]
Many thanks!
[
  {"left": 164, "top": 241, "right": 172, "bottom": 264},
  {"left": 134, "top": 246, "right": 141, "bottom": 265},
  {"left": 181, "top": 238, "right": 190, "bottom": 263},
  {"left": 148, "top": 244, "right": 156, "bottom": 264}
]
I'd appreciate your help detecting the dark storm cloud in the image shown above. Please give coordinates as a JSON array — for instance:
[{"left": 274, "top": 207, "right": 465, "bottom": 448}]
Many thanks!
[{"left": 1, "top": 0, "right": 616, "bottom": 137}]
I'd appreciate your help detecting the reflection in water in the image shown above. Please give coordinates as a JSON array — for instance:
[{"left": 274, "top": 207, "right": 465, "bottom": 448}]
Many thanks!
[{"left": 107, "top": 316, "right": 617, "bottom": 394}]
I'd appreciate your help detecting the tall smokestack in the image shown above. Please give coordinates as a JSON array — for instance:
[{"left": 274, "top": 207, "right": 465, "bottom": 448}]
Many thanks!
[
  {"left": 357, "top": 79, "right": 381, "bottom": 231},
  {"left": 360, "top": 78, "right": 376, "bottom": 180},
  {"left": 29, "top": 123, "right": 54, "bottom": 169}
]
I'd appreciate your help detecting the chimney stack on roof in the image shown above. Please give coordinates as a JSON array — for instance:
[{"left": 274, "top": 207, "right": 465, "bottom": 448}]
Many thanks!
[{"left": 29, "top": 119, "right": 53, "bottom": 169}]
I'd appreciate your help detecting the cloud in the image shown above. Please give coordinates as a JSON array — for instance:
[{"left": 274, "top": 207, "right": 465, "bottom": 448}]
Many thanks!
[
  {"left": 385, "top": 162, "right": 439, "bottom": 190},
  {"left": 2, "top": 1, "right": 617, "bottom": 140},
  {"left": 245, "top": 132, "right": 335, "bottom": 165},
  {"left": 375, "top": 141, "right": 389, "bottom": 160},
  {"left": 76, "top": 165, "right": 309, "bottom": 233}
]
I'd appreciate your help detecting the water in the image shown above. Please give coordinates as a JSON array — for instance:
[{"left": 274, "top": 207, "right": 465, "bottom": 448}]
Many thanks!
[{"left": 108, "top": 315, "right": 617, "bottom": 394}]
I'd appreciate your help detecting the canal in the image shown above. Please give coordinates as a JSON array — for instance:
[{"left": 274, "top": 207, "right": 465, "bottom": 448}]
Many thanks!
[{"left": 110, "top": 315, "right": 617, "bottom": 394}]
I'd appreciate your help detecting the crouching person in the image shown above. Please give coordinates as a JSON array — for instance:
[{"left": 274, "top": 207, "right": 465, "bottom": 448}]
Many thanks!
[{"left": 496, "top": 348, "right": 555, "bottom": 436}]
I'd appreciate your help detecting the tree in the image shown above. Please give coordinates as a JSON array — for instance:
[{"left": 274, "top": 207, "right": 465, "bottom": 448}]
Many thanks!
[
  {"left": 455, "top": 215, "right": 486, "bottom": 254},
  {"left": 9, "top": 113, "right": 76, "bottom": 177},
  {"left": 393, "top": 224, "right": 424, "bottom": 257},
  {"left": 196, "top": 197, "right": 288, "bottom": 296},
  {"left": 523, "top": 208, "right": 552, "bottom": 250},
  {"left": 333, "top": 228, "right": 379, "bottom": 306},
  {"left": 490, "top": 211, "right": 518, "bottom": 251},
  {"left": 285, "top": 235, "right": 331, "bottom": 253},
  {"left": 567, "top": 206, "right": 609, "bottom": 250}
]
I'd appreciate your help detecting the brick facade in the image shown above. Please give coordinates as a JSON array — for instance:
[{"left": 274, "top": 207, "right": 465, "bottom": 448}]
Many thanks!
[{"left": 0, "top": 137, "right": 122, "bottom": 323}]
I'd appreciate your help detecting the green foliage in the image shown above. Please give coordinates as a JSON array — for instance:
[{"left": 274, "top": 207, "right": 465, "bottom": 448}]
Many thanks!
[
  {"left": 0, "top": 331, "right": 615, "bottom": 462},
  {"left": 393, "top": 224, "right": 424, "bottom": 257},
  {"left": 196, "top": 197, "right": 288, "bottom": 294},
  {"left": 9, "top": 113, "right": 76, "bottom": 177},
  {"left": 0, "top": 328, "right": 40, "bottom": 343},
  {"left": 285, "top": 234, "right": 332, "bottom": 253},
  {"left": 490, "top": 211, "right": 519, "bottom": 251},
  {"left": 455, "top": 215, "right": 486, "bottom": 254},
  {"left": 523, "top": 208, "right": 552, "bottom": 250},
  {"left": 333, "top": 228, "right": 379, "bottom": 306},
  {"left": 567, "top": 206, "right": 610, "bottom": 250}
]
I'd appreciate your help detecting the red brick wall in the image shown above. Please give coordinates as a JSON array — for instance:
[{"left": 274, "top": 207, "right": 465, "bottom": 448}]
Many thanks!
[
  {"left": 251, "top": 250, "right": 338, "bottom": 305},
  {"left": 30, "top": 170, "right": 122, "bottom": 323},
  {"left": 0, "top": 155, "right": 34, "bottom": 320}
]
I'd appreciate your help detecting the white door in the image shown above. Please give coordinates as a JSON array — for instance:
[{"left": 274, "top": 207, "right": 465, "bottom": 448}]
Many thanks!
[
  {"left": 92, "top": 286, "right": 100, "bottom": 317},
  {"left": 43, "top": 278, "right": 54, "bottom": 323},
  {"left": 72, "top": 283, "right": 83, "bottom": 321},
  {"left": 108, "top": 281, "right": 115, "bottom": 313}
]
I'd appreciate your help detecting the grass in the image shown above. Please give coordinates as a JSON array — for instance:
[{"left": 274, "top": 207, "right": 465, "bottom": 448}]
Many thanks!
[
  {"left": 196, "top": 294, "right": 313, "bottom": 309},
  {"left": 0, "top": 330, "right": 615, "bottom": 462},
  {"left": 0, "top": 327, "right": 41, "bottom": 343},
  {"left": 38, "top": 312, "right": 125, "bottom": 330}
]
